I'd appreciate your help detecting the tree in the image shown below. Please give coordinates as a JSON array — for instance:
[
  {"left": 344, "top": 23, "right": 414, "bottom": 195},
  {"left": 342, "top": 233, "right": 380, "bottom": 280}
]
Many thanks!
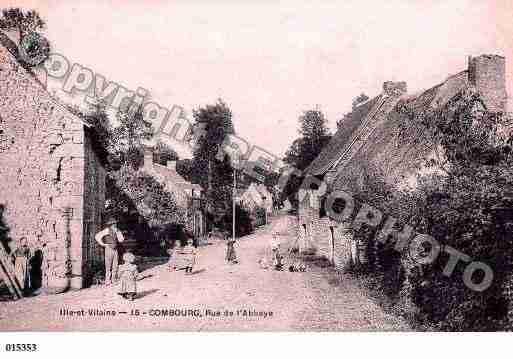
[
  {"left": 282, "top": 108, "right": 332, "bottom": 204},
  {"left": 0, "top": 8, "right": 45, "bottom": 40},
  {"left": 0, "top": 8, "right": 49, "bottom": 67},
  {"left": 191, "top": 99, "right": 235, "bottom": 217},
  {"left": 283, "top": 138, "right": 306, "bottom": 170},
  {"left": 294, "top": 108, "right": 332, "bottom": 170},
  {"left": 222, "top": 204, "right": 253, "bottom": 237},
  {"left": 298, "top": 108, "right": 330, "bottom": 143},
  {"left": 111, "top": 105, "right": 153, "bottom": 169}
]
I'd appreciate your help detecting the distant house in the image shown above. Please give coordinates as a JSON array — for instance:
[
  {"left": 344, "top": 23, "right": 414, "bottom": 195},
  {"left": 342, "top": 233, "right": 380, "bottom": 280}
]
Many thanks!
[
  {"left": 254, "top": 184, "right": 273, "bottom": 214},
  {"left": 297, "top": 54, "right": 508, "bottom": 270},
  {"left": 0, "top": 42, "right": 107, "bottom": 293},
  {"left": 238, "top": 183, "right": 273, "bottom": 226},
  {"left": 238, "top": 183, "right": 260, "bottom": 211},
  {"left": 142, "top": 147, "right": 206, "bottom": 241}
]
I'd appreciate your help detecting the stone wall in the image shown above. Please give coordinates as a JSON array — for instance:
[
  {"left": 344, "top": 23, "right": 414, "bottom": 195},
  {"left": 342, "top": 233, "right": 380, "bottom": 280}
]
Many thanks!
[
  {"left": 468, "top": 54, "right": 507, "bottom": 113},
  {"left": 0, "top": 45, "right": 104, "bottom": 290},
  {"left": 297, "top": 190, "right": 353, "bottom": 270}
]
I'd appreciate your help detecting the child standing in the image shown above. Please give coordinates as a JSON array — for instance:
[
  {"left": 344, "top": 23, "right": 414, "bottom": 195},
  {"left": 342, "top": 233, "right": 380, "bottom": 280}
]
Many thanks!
[
  {"left": 181, "top": 239, "right": 197, "bottom": 274},
  {"left": 167, "top": 246, "right": 177, "bottom": 271},
  {"left": 225, "top": 237, "right": 238, "bottom": 264},
  {"left": 117, "top": 252, "right": 138, "bottom": 300},
  {"left": 272, "top": 243, "right": 284, "bottom": 271}
]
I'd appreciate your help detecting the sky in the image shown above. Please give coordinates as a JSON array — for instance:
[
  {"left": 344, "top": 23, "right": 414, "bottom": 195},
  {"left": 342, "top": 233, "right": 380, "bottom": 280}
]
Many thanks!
[{"left": 7, "top": 0, "right": 513, "bottom": 157}]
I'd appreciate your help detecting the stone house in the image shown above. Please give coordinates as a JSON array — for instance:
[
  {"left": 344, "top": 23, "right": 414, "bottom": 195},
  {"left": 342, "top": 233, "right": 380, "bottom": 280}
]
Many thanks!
[
  {"left": 240, "top": 183, "right": 273, "bottom": 212},
  {"left": 255, "top": 184, "right": 274, "bottom": 215},
  {"left": 237, "top": 187, "right": 257, "bottom": 212},
  {"left": 239, "top": 183, "right": 262, "bottom": 211},
  {"left": 297, "top": 54, "right": 507, "bottom": 269},
  {"left": 142, "top": 147, "right": 206, "bottom": 240},
  {"left": 0, "top": 43, "right": 107, "bottom": 292},
  {"left": 239, "top": 182, "right": 273, "bottom": 226}
]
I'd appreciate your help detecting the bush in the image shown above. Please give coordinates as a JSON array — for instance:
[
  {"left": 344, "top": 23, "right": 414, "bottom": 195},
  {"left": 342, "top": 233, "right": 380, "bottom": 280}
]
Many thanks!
[
  {"left": 392, "top": 90, "right": 513, "bottom": 330},
  {"left": 254, "top": 207, "right": 267, "bottom": 226},
  {"left": 349, "top": 90, "right": 513, "bottom": 330},
  {"left": 221, "top": 204, "right": 253, "bottom": 238}
]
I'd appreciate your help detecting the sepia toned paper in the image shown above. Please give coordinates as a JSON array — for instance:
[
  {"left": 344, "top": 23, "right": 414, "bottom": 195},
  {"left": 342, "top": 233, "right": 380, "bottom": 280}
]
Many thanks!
[{"left": 1, "top": 1, "right": 513, "bottom": 334}]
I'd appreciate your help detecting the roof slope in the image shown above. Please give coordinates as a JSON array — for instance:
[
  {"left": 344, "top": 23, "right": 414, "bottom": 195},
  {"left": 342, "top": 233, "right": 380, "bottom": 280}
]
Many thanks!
[
  {"left": 305, "top": 96, "right": 381, "bottom": 176},
  {"left": 331, "top": 71, "right": 470, "bottom": 191},
  {"left": 153, "top": 163, "right": 201, "bottom": 192},
  {"left": 149, "top": 163, "right": 201, "bottom": 208}
]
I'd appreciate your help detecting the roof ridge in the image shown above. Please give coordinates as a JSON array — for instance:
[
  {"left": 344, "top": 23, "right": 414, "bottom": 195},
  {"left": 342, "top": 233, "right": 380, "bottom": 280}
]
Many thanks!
[{"left": 329, "top": 95, "right": 394, "bottom": 172}]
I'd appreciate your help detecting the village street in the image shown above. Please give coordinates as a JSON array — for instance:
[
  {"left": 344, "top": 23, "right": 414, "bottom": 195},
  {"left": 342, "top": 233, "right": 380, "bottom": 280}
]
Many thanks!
[{"left": 0, "top": 216, "right": 408, "bottom": 331}]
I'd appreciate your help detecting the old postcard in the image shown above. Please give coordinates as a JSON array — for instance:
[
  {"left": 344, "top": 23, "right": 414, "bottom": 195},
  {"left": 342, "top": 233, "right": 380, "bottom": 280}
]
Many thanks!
[{"left": 1, "top": 0, "right": 513, "bottom": 336}]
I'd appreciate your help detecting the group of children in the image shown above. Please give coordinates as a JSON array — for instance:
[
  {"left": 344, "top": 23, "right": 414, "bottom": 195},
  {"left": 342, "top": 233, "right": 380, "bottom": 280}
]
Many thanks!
[
  {"left": 115, "top": 233, "right": 304, "bottom": 301},
  {"left": 167, "top": 239, "right": 197, "bottom": 274},
  {"left": 259, "top": 233, "right": 306, "bottom": 272}
]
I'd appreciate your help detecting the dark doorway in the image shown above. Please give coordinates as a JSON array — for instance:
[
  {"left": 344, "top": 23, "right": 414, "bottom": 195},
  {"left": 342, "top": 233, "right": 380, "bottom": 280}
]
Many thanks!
[{"left": 29, "top": 249, "right": 43, "bottom": 291}]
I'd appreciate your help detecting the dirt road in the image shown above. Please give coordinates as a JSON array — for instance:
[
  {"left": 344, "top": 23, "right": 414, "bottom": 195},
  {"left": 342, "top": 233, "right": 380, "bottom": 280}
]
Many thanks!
[{"left": 0, "top": 216, "right": 408, "bottom": 331}]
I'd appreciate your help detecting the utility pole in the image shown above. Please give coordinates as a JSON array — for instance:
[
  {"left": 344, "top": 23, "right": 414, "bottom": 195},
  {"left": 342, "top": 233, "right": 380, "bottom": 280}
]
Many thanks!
[
  {"left": 192, "top": 189, "right": 196, "bottom": 245},
  {"left": 263, "top": 196, "right": 268, "bottom": 225},
  {"left": 233, "top": 162, "right": 237, "bottom": 242},
  {"left": 231, "top": 153, "right": 241, "bottom": 242}
]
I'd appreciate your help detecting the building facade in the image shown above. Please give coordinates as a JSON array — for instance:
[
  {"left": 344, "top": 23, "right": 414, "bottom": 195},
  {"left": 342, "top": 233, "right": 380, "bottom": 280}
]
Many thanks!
[
  {"left": 239, "top": 183, "right": 273, "bottom": 227},
  {"left": 0, "top": 43, "right": 106, "bottom": 293},
  {"left": 298, "top": 54, "right": 507, "bottom": 270},
  {"left": 142, "top": 148, "right": 207, "bottom": 241}
]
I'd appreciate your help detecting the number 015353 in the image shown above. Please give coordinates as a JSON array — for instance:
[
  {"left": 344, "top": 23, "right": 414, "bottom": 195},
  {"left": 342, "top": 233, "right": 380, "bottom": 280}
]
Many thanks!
[{"left": 5, "top": 344, "right": 38, "bottom": 352}]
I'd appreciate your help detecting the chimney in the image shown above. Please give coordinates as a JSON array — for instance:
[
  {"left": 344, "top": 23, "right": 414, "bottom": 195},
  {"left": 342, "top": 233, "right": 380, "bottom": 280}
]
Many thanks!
[
  {"left": 166, "top": 160, "right": 177, "bottom": 171},
  {"left": 383, "top": 81, "right": 407, "bottom": 97},
  {"left": 468, "top": 54, "right": 507, "bottom": 113},
  {"left": 143, "top": 146, "right": 154, "bottom": 171}
]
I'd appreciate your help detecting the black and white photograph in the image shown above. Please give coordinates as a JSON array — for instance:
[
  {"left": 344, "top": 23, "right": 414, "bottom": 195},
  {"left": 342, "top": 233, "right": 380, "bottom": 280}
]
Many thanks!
[{"left": 0, "top": 1, "right": 513, "bottom": 355}]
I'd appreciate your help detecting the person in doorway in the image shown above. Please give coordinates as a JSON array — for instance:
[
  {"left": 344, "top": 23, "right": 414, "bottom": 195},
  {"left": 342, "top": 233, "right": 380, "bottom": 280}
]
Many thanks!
[
  {"left": 95, "top": 217, "right": 125, "bottom": 285},
  {"left": 225, "top": 237, "right": 238, "bottom": 264},
  {"left": 181, "top": 238, "right": 197, "bottom": 274},
  {"left": 12, "top": 237, "right": 31, "bottom": 294},
  {"left": 117, "top": 252, "right": 138, "bottom": 301}
]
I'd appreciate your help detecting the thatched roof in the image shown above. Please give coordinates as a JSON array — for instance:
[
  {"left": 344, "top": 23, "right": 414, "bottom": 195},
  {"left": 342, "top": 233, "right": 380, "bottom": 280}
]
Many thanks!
[
  {"left": 305, "top": 70, "right": 473, "bottom": 191},
  {"left": 306, "top": 96, "right": 382, "bottom": 176}
]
